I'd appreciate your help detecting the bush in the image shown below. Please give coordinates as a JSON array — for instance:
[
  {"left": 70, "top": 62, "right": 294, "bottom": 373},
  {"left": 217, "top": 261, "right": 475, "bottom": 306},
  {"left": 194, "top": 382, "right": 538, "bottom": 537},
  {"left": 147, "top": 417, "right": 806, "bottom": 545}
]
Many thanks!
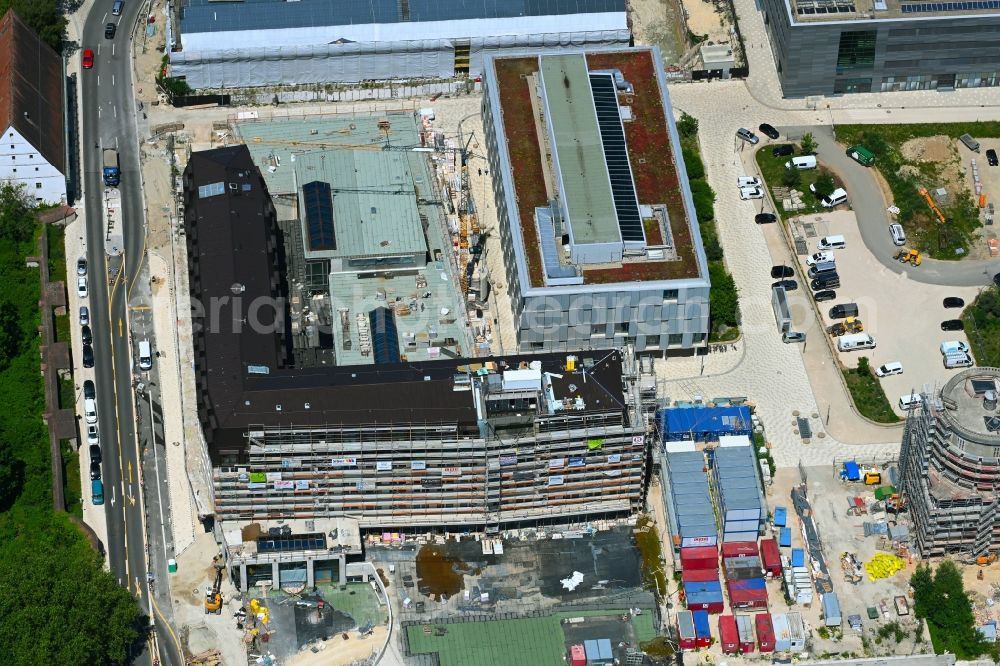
[
  {"left": 813, "top": 173, "right": 836, "bottom": 199},
  {"left": 682, "top": 145, "right": 705, "bottom": 180},
  {"left": 857, "top": 356, "right": 871, "bottom": 375},
  {"left": 800, "top": 132, "right": 817, "bottom": 155},
  {"left": 782, "top": 166, "right": 802, "bottom": 187},
  {"left": 708, "top": 262, "right": 740, "bottom": 329},
  {"left": 677, "top": 112, "right": 699, "bottom": 140},
  {"left": 701, "top": 226, "right": 723, "bottom": 262},
  {"left": 690, "top": 179, "right": 716, "bottom": 223}
]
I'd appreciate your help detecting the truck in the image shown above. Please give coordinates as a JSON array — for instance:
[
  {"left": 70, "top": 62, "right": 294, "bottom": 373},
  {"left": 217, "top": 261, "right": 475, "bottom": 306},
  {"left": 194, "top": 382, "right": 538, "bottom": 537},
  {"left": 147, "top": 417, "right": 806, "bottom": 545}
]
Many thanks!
[
  {"left": 960, "top": 133, "right": 981, "bottom": 153},
  {"left": 102, "top": 148, "right": 120, "bottom": 186},
  {"left": 846, "top": 145, "right": 875, "bottom": 166}
]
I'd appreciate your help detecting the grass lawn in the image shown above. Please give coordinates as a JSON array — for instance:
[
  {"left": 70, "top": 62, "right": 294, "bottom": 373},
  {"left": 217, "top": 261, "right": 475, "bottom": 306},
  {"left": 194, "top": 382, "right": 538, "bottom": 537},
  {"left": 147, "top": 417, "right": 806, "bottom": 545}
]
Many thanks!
[
  {"left": 836, "top": 123, "right": 992, "bottom": 259},
  {"left": 842, "top": 365, "right": 901, "bottom": 424},
  {"left": 59, "top": 375, "right": 75, "bottom": 411},
  {"left": 962, "top": 286, "right": 1000, "bottom": 367},
  {"left": 754, "top": 145, "right": 831, "bottom": 218}
]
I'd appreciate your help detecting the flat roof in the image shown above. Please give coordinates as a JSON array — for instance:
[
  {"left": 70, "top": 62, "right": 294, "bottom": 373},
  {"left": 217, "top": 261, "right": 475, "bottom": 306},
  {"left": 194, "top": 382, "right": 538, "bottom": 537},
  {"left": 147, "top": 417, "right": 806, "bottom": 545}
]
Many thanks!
[
  {"left": 938, "top": 369, "right": 1000, "bottom": 446},
  {"left": 182, "top": 0, "right": 626, "bottom": 33},
  {"left": 294, "top": 150, "right": 426, "bottom": 260},
  {"left": 787, "top": 0, "right": 1000, "bottom": 22},
  {"left": 541, "top": 54, "right": 620, "bottom": 247}
]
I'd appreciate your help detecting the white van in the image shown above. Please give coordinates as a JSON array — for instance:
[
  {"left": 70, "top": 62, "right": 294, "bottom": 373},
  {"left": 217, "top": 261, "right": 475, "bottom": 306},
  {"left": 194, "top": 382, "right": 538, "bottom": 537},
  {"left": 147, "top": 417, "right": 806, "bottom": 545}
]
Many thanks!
[
  {"left": 821, "top": 188, "right": 849, "bottom": 208},
  {"left": 818, "top": 235, "right": 846, "bottom": 250},
  {"left": 899, "top": 394, "right": 922, "bottom": 410},
  {"left": 138, "top": 339, "right": 153, "bottom": 371},
  {"left": 785, "top": 156, "right": 817, "bottom": 170},
  {"left": 943, "top": 353, "right": 974, "bottom": 369},
  {"left": 837, "top": 333, "right": 876, "bottom": 352},
  {"left": 940, "top": 340, "right": 969, "bottom": 355},
  {"left": 875, "top": 361, "right": 903, "bottom": 377},
  {"left": 84, "top": 398, "right": 98, "bottom": 424}
]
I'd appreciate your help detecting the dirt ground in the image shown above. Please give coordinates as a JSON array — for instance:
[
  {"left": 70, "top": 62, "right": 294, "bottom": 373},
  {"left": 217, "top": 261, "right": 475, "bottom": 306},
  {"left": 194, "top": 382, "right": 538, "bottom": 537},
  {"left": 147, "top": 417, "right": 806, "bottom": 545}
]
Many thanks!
[
  {"left": 284, "top": 626, "right": 388, "bottom": 666},
  {"left": 899, "top": 135, "right": 1000, "bottom": 260},
  {"left": 629, "top": 0, "right": 688, "bottom": 65},
  {"left": 681, "top": 0, "right": 730, "bottom": 44}
]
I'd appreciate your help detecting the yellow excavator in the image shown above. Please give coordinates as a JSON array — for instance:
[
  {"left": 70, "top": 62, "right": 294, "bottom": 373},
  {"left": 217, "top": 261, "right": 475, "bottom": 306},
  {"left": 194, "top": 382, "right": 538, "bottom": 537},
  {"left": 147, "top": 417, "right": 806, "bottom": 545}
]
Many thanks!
[
  {"left": 204, "top": 564, "right": 225, "bottom": 615},
  {"left": 894, "top": 248, "right": 922, "bottom": 266}
]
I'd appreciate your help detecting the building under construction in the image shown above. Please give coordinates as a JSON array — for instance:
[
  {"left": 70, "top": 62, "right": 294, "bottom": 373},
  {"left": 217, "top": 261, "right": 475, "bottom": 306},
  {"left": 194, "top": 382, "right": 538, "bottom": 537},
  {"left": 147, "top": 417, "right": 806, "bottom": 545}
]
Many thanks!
[
  {"left": 898, "top": 368, "right": 1000, "bottom": 558},
  {"left": 182, "top": 145, "right": 651, "bottom": 534}
]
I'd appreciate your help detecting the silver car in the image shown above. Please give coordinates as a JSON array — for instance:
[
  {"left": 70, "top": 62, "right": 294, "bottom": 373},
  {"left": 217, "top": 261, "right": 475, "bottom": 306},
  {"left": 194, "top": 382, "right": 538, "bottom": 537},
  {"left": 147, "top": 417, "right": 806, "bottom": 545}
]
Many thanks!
[
  {"left": 889, "top": 223, "right": 906, "bottom": 246},
  {"left": 736, "top": 128, "right": 759, "bottom": 145}
]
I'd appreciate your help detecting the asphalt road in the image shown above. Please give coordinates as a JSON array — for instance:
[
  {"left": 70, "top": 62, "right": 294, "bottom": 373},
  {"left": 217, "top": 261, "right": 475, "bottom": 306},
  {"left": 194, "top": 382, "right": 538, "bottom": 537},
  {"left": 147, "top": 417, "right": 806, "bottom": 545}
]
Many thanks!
[
  {"left": 78, "top": 3, "right": 180, "bottom": 665},
  {"left": 786, "top": 125, "right": 1000, "bottom": 287}
]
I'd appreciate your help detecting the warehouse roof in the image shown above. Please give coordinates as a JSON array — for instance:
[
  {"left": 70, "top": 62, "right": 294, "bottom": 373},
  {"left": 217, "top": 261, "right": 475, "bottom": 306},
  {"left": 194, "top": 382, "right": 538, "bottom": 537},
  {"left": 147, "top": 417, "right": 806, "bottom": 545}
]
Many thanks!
[
  {"left": 182, "top": 0, "right": 625, "bottom": 33},
  {"left": 0, "top": 9, "right": 64, "bottom": 173}
]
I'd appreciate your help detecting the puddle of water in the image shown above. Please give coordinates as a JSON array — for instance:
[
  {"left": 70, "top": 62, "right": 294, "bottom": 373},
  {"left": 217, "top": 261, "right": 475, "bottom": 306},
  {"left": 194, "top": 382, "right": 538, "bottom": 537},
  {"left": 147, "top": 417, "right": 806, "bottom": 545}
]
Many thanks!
[{"left": 416, "top": 544, "right": 464, "bottom": 597}]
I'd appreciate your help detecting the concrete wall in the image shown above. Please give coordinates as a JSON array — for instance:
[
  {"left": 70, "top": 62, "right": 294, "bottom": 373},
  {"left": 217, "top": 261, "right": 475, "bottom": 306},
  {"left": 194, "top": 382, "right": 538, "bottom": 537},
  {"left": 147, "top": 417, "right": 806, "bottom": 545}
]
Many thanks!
[{"left": 759, "top": 0, "right": 1000, "bottom": 96}]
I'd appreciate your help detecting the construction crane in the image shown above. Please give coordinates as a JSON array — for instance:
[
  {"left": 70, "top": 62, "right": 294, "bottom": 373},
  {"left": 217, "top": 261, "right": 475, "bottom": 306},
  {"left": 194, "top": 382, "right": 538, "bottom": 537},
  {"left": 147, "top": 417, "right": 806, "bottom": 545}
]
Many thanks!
[
  {"left": 918, "top": 187, "right": 947, "bottom": 224},
  {"left": 204, "top": 564, "right": 225, "bottom": 615}
]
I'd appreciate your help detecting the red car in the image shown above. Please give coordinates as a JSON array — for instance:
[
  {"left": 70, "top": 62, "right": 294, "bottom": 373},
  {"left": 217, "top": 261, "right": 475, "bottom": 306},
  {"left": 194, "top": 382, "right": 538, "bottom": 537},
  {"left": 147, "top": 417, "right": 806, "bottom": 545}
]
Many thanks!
[{"left": 82, "top": 49, "right": 94, "bottom": 69}]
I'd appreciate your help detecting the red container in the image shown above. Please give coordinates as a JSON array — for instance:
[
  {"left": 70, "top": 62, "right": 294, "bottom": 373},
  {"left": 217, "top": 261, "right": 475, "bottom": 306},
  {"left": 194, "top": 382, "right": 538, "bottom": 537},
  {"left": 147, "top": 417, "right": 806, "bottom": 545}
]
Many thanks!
[
  {"left": 680, "top": 545, "right": 719, "bottom": 571},
  {"left": 727, "top": 583, "right": 769, "bottom": 609},
  {"left": 677, "top": 610, "right": 697, "bottom": 650},
  {"left": 721, "top": 541, "right": 759, "bottom": 560},
  {"left": 683, "top": 568, "right": 720, "bottom": 583},
  {"left": 570, "top": 645, "right": 586, "bottom": 666},
  {"left": 718, "top": 615, "right": 739, "bottom": 654},
  {"left": 755, "top": 614, "right": 775, "bottom": 652},
  {"left": 760, "top": 538, "right": 782, "bottom": 577},
  {"left": 736, "top": 615, "right": 756, "bottom": 653}
]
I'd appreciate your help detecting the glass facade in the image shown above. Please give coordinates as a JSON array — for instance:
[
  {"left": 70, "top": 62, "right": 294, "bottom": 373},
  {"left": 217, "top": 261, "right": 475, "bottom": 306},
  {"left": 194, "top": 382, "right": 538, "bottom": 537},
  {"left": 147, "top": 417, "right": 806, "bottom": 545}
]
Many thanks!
[
  {"left": 833, "top": 77, "right": 872, "bottom": 93},
  {"left": 836, "top": 30, "right": 877, "bottom": 74}
]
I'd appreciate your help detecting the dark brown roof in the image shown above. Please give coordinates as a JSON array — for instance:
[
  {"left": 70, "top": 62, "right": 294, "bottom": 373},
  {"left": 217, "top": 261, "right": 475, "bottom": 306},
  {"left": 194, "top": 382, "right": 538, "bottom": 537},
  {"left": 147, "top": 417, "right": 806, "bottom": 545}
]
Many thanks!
[{"left": 0, "top": 9, "right": 64, "bottom": 172}]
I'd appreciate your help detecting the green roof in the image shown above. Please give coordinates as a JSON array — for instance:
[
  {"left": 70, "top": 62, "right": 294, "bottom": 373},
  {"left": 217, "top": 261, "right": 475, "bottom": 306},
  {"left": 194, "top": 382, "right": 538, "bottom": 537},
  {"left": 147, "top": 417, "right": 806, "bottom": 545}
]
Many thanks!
[
  {"left": 541, "top": 54, "right": 620, "bottom": 247},
  {"left": 294, "top": 149, "right": 426, "bottom": 260}
]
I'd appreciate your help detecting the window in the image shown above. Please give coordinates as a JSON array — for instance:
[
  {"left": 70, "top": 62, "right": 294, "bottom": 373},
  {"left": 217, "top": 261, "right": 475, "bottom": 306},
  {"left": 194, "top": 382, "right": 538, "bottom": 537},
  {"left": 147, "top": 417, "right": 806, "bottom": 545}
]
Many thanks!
[
  {"left": 833, "top": 77, "right": 873, "bottom": 94},
  {"left": 529, "top": 341, "right": 544, "bottom": 350},
  {"left": 645, "top": 335, "right": 661, "bottom": 348},
  {"left": 591, "top": 324, "right": 605, "bottom": 336},
  {"left": 836, "top": 30, "right": 876, "bottom": 73},
  {"left": 663, "top": 289, "right": 678, "bottom": 300},
  {"left": 35, "top": 183, "right": 42, "bottom": 189},
  {"left": 668, "top": 333, "right": 684, "bottom": 346},
  {"left": 615, "top": 322, "right": 628, "bottom": 335}
]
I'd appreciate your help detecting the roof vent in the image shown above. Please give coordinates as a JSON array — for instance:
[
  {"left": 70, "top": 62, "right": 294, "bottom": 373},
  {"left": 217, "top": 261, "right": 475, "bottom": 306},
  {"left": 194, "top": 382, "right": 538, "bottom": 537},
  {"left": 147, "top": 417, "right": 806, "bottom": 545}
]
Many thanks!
[
  {"left": 986, "top": 390, "right": 998, "bottom": 411},
  {"left": 231, "top": 283, "right": 246, "bottom": 294},
  {"left": 304, "top": 402, "right": 311, "bottom": 410},
  {"left": 276, "top": 404, "right": 282, "bottom": 412}
]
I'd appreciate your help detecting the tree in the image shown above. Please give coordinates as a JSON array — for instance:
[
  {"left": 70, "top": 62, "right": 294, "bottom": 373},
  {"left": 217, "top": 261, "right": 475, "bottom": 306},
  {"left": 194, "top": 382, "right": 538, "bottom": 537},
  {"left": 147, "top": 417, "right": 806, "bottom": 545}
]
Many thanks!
[
  {"left": 708, "top": 262, "right": 740, "bottom": 329},
  {"left": 856, "top": 356, "right": 871, "bottom": 377},
  {"left": 0, "top": 183, "right": 35, "bottom": 245},
  {"left": 782, "top": 166, "right": 802, "bottom": 188},
  {"left": 0, "top": 300, "right": 22, "bottom": 368},
  {"left": 690, "top": 180, "right": 716, "bottom": 223},
  {"left": 0, "top": 446, "right": 22, "bottom": 510},
  {"left": 800, "top": 132, "right": 817, "bottom": 155},
  {"left": 910, "top": 564, "right": 933, "bottom": 619},
  {"left": 677, "top": 112, "right": 699, "bottom": 140},
  {"left": 0, "top": 1, "right": 67, "bottom": 53},
  {"left": 813, "top": 173, "right": 836, "bottom": 199},
  {"left": 930, "top": 561, "right": 984, "bottom": 657}
]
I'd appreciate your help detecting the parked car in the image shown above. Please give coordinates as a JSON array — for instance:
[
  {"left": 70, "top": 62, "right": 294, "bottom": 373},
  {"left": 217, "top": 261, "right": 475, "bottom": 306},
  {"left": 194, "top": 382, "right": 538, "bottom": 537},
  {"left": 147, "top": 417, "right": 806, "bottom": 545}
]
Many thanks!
[
  {"left": 736, "top": 128, "right": 759, "bottom": 145},
  {"left": 89, "top": 444, "right": 102, "bottom": 464},
  {"left": 889, "top": 223, "right": 907, "bottom": 246},
  {"left": 81, "top": 325, "right": 93, "bottom": 345},
  {"left": 755, "top": 212, "right": 777, "bottom": 224},
  {"left": 772, "top": 279, "right": 797, "bottom": 291},
  {"left": 82, "top": 343, "right": 95, "bottom": 368},
  {"left": 759, "top": 123, "right": 780, "bottom": 140},
  {"left": 943, "top": 297, "right": 965, "bottom": 308},
  {"left": 875, "top": 361, "right": 904, "bottom": 377},
  {"left": 771, "top": 265, "right": 794, "bottom": 278},
  {"left": 813, "top": 290, "right": 837, "bottom": 302},
  {"left": 87, "top": 423, "right": 99, "bottom": 445},
  {"left": 105, "top": 22, "right": 116, "bottom": 39},
  {"left": 941, "top": 319, "right": 965, "bottom": 331},
  {"left": 82, "top": 48, "right": 94, "bottom": 69},
  {"left": 772, "top": 144, "right": 794, "bottom": 157},
  {"left": 77, "top": 257, "right": 87, "bottom": 276},
  {"left": 739, "top": 186, "right": 764, "bottom": 200},
  {"left": 806, "top": 251, "right": 835, "bottom": 266},
  {"left": 738, "top": 176, "right": 762, "bottom": 188},
  {"left": 988, "top": 148, "right": 999, "bottom": 166},
  {"left": 782, "top": 331, "right": 806, "bottom": 344},
  {"left": 811, "top": 277, "right": 840, "bottom": 291},
  {"left": 90, "top": 462, "right": 102, "bottom": 481},
  {"left": 77, "top": 276, "right": 88, "bottom": 298},
  {"left": 83, "top": 379, "right": 96, "bottom": 399},
  {"left": 79, "top": 305, "right": 89, "bottom": 326},
  {"left": 994, "top": 272, "right": 1000, "bottom": 286},
  {"left": 830, "top": 303, "right": 859, "bottom": 319}
]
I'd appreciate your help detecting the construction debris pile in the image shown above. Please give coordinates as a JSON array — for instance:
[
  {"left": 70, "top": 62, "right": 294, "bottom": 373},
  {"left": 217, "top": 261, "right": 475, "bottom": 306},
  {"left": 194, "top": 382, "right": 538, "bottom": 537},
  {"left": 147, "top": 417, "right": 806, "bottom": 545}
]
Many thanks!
[
  {"left": 841, "top": 552, "right": 863, "bottom": 585},
  {"left": 865, "top": 554, "right": 905, "bottom": 581}
]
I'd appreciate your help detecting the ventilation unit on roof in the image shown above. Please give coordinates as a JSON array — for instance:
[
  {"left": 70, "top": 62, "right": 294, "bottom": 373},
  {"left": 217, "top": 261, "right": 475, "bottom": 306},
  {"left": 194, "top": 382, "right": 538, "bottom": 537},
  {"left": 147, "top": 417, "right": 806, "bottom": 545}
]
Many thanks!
[{"left": 986, "top": 390, "right": 998, "bottom": 411}]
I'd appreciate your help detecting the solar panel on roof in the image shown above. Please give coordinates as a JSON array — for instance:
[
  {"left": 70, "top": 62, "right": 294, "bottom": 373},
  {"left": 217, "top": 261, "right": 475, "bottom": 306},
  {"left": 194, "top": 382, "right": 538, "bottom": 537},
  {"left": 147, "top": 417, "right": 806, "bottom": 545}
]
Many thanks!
[
  {"left": 370, "top": 307, "right": 401, "bottom": 365},
  {"left": 302, "top": 180, "right": 336, "bottom": 252},
  {"left": 257, "top": 532, "right": 326, "bottom": 553},
  {"left": 198, "top": 181, "right": 226, "bottom": 199},
  {"left": 902, "top": 0, "right": 1000, "bottom": 9},
  {"left": 589, "top": 73, "right": 644, "bottom": 243}
]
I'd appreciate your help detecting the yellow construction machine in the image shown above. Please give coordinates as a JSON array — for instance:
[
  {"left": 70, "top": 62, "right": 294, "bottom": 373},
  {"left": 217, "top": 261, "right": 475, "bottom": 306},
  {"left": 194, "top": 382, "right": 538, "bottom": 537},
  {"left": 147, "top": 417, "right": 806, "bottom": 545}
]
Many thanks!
[
  {"left": 204, "top": 564, "right": 225, "bottom": 615},
  {"left": 894, "top": 248, "right": 922, "bottom": 266},
  {"left": 827, "top": 316, "right": 864, "bottom": 336}
]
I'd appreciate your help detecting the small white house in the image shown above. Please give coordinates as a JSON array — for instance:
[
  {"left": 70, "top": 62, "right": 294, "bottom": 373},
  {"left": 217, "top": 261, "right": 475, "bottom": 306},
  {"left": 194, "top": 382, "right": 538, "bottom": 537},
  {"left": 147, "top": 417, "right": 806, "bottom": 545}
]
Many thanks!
[{"left": 0, "top": 9, "right": 67, "bottom": 204}]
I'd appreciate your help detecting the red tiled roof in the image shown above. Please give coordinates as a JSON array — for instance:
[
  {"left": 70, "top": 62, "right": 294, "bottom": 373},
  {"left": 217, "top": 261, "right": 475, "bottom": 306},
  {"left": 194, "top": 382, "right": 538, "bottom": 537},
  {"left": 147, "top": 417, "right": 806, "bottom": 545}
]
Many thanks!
[{"left": 0, "top": 9, "right": 65, "bottom": 172}]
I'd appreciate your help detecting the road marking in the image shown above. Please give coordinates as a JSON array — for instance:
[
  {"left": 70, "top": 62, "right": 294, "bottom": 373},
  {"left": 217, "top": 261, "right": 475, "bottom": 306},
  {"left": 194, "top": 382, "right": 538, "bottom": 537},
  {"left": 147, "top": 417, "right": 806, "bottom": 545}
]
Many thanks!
[
  {"left": 111, "top": 486, "right": 116, "bottom": 507},
  {"left": 129, "top": 305, "right": 152, "bottom": 311},
  {"left": 112, "top": 74, "right": 116, "bottom": 87},
  {"left": 128, "top": 461, "right": 133, "bottom": 484},
  {"left": 104, "top": 250, "right": 131, "bottom": 583},
  {"left": 135, "top": 576, "right": 143, "bottom": 599},
  {"left": 151, "top": 593, "right": 184, "bottom": 662},
  {"left": 119, "top": 317, "right": 124, "bottom": 336}
]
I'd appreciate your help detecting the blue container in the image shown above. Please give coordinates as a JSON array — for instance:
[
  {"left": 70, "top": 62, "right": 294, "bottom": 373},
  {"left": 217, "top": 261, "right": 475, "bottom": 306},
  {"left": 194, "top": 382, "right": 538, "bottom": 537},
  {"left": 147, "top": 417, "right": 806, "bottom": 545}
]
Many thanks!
[
  {"left": 791, "top": 549, "right": 806, "bottom": 568},
  {"left": 684, "top": 580, "right": 723, "bottom": 596},
  {"left": 727, "top": 578, "right": 767, "bottom": 591},
  {"left": 693, "top": 610, "right": 711, "bottom": 638},
  {"left": 779, "top": 527, "right": 792, "bottom": 547},
  {"left": 774, "top": 506, "right": 787, "bottom": 527}
]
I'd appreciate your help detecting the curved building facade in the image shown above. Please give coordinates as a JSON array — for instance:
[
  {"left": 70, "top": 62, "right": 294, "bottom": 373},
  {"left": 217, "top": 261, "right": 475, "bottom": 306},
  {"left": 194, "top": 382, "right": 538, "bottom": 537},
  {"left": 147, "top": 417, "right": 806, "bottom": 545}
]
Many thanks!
[{"left": 899, "top": 368, "right": 1000, "bottom": 557}]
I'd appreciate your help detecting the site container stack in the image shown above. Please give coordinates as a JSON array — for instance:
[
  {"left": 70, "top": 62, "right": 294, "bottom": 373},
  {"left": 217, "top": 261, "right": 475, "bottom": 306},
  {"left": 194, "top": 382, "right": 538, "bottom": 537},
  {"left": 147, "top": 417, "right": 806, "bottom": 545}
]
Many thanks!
[
  {"left": 569, "top": 644, "right": 586, "bottom": 666},
  {"left": 786, "top": 548, "right": 813, "bottom": 605},
  {"left": 787, "top": 612, "right": 806, "bottom": 651},
  {"left": 685, "top": 579, "right": 725, "bottom": 613},
  {"left": 760, "top": 538, "right": 782, "bottom": 577},
  {"left": 727, "top": 578, "right": 768, "bottom": 609},
  {"left": 663, "top": 447, "right": 716, "bottom": 545},
  {"left": 681, "top": 543, "right": 723, "bottom": 613},
  {"left": 693, "top": 610, "right": 712, "bottom": 648},
  {"left": 755, "top": 613, "right": 775, "bottom": 652},
  {"left": 713, "top": 438, "right": 765, "bottom": 543},
  {"left": 677, "top": 610, "right": 697, "bottom": 650},
  {"left": 718, "top": 615, "right": 739, "bottom": 654},
  {"left": 736, "top": 615, "right": 756, "bottom": 653},
  {"left": 778, "top": 527, "right": 792, "bottom": 547}
]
